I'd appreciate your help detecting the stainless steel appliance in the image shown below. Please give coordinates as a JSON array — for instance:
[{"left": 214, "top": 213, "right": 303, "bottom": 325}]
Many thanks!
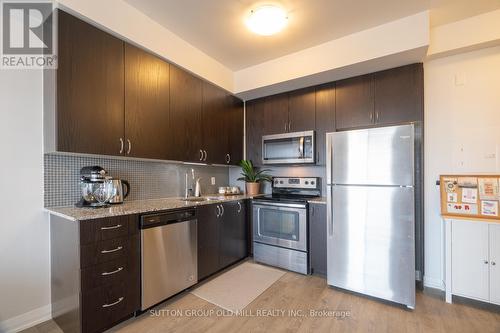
[
  {"left": 262, "top": 131, "right": 315, "bottom": 165},
  {"left": 140, "top": 208, "right": 197, "bottom": 310},
  {"left": 108, "top": 178, "right": 130, "bottom": 204},
  {"left": 326, "top": 124, "right": 416, "bottom": 308},
  {"left": 252, "top": 177, "right": 320, "bottom": 274},
  {"left": 76, "top": 166, "right": 113, "bottom": 207}
]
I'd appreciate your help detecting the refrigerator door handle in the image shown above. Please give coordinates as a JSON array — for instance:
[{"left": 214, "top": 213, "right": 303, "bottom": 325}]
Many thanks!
[
  {"left": 327, "top": 185, "right": 333, "bottom": 237},
  {"left": 326, "top": 133, "right": 333, "bottom": 185}
]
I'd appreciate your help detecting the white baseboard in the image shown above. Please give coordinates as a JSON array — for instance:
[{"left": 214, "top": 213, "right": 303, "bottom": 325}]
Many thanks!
[
  {"left": 0, "top": 304, "right": 51, "bottom": 333},
  {"left": 424, "top": 276, "right": 445, "bottom": 290}
]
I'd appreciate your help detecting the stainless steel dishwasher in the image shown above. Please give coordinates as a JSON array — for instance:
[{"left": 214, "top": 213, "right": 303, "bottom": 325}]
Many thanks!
[{"left": 140, "top": 208, "right": 197, "bottom": 310}]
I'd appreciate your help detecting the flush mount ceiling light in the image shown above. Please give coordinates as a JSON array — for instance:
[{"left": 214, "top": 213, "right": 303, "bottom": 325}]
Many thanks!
[{"left": 245, "top": 5, "right": 288, "bottom": 36}]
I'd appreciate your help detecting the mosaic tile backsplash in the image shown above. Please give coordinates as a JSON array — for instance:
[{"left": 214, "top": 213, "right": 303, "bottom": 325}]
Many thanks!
[{"left": 44, "top": 154, "right": 232, "bottom": 207}]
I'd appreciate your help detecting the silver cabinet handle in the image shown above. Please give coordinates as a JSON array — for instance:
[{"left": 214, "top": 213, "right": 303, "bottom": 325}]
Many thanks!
[
  {"left": 199, "top": 149, "right": 203, "bottom": 161},
  {"left": 284, "top": 121, "right": 287, "bottom": 132},
  {"left": 101, "top": 267, "right": 123, "bottom": 276},
  {"left": 289, "top": 120, "right": 292, "bottom": 132},
  {"left": 216, "top": 205, "right": 221, "bottom": 218},
  {"left": 101, "top": 246, "right": 123, "bottom": 254},
  {"left": 203, "top": 150, "right": 208, "bottom": 161},
  {"left": 375, "top": 111, "right": 379, "bottom": 123},
  {"left": 102, "top": 297, "right": 124, "bottom": 308},
  {"left": 126, "top": 139, "right": 131, "bottom": 154},
  {"left": 220, "top": 204, "right": 224, "bottom": 216},
  {"left": 370, "top": 112, "right": 373, "bottom": 123},
  {"left": 119, "top": 138, "right": 124, "bottom": 154},
  {"left": 100, "top": 224, "right": 122, "bottom": 230},
  {"left": 226, "top": 154, "right": 231, "bottom": 164},
  {"left": 237, "top": 202, "right": 242, "bottom": 213}
]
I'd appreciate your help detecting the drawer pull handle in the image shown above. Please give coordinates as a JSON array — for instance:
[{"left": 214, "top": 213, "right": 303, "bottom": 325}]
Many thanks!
[
  {"left": 101, "top": 267, "right": 123, "bottom": 276},
  {"left": 101, "top": 246, "right": 123, "bottom": 254},
  {"left": 102, "top": 297, "right": 124, "bottom": 308},
  {"left": 100, "top": 224, "right": 122, "bottom": 230}
]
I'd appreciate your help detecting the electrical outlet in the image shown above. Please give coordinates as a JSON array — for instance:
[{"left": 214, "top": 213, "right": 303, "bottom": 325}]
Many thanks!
[{"left": 211, "top": 177, "right": 216, "bottom": 185}]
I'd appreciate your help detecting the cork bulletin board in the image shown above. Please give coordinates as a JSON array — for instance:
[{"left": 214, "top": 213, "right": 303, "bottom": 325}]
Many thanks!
[{"left": 440, "top": 175, "right": 500, "bottom": 222}]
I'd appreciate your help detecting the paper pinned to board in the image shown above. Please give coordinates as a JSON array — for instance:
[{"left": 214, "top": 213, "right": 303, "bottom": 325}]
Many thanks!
[
  {"left": 444, "top": 178, "right": 458, "bottom": 193},
  {"left": 458, "top": 177, "right": 478, "bottom": 188},
  {"left": 461, "top": 187, "right": 478, "bottom": 204},
  {"left": 478, "top": 178, "right": 499, "bottom": 200},
  {"left": 481, "top": 200, "right": 499, "bottom": 216},
  {"left": 447, "top": 192, "right": 458, "bottom": 203},
  {"left": 447, "top": 203, "right": 478, "bottom": 215}
]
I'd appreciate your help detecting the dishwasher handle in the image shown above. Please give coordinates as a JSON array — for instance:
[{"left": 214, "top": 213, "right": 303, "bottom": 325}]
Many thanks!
[{"left": 140, "top": 208, "right": 196, "bottom": 229}]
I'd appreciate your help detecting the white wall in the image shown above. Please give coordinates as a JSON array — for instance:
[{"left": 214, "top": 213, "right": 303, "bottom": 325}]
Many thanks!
[
  {"left": 0, "top": 69, "right": 49, "bottom": 331},
  {"left": 424, "top": 45, "right": 500, "bottom": 288}
]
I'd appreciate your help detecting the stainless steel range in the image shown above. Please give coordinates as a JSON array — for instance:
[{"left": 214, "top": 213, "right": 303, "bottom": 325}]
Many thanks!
[{"left": 252, "top": 177, "right": 320, "bottom": 274}]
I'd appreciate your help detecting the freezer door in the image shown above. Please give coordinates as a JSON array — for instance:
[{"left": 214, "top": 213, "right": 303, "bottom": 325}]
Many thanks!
[
  {"left": 326, "top": 184, "right": 415, "bottom": 308},
  {"left": 327, "top": 125, "right": 414, "bottom": 186}
]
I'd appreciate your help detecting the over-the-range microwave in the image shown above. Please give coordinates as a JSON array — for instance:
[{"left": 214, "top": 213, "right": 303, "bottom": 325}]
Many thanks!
[{"left": 262, "top": 130, "right": 315, "bottom": 165}]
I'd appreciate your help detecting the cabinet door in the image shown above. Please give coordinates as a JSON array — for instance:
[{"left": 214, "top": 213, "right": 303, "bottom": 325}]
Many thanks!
[
  {"left": 219, "top": 201, "right": 247, "bottom": 269},
  {"left": 315, "top": 83, "right": 335, "bottom": 165},
  {"left": 57, "top": 10, "right": 124, "bottom": 156},
  {"left": 490, "top": 224, "right": 500, "bottom": 305},
  {"left": 288, "top": 87, "right": 316, "bottom": 132},
  {"left": 451, "top": 220, "right": 489, "bottom": 301},
  {"left": 245, "top": 99, "right": 265, "bottom": 166},
  {"left": 124, "top": 44, "right": 170, "bottom": 159},
  {"left": 262, "top": 93, "right": 289, "bottom": 135},
  {"left": 197, "top": 204, "right": 220, "bottom": 280},
  {"left": 202, "top": 82, "right": 227, "bottom": 164},
  {"left": 374, "top": 64, "right": 423, "bottom": 125},
  {"left": 335, "top": 74, "right": 374, "bottom": 130},
  {"left": 170, "top": 65, "right": 203, "bottom": 162},
  {"left": 309, "top": 203, "right": 327, "bottom": 276},
  {"left": 226, "top": 95, "right": 244, "bottom": 165}
]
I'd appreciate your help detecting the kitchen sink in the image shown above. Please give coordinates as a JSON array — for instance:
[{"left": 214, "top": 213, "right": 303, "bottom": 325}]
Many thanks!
[{"left": 179, "top": 196, "right": 224, "bottom": 202}]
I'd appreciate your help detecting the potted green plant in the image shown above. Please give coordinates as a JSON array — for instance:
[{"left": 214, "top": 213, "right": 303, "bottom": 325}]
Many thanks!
[{"left": 237, "top": 160, "right": 272, "bottom": 196}]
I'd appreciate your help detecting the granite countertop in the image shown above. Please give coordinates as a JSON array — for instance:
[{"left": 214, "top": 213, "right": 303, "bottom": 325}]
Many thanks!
[
  {"left": 308, "top": 196, "right": 327, "bottom": 204},
  {"left": 46, "top": 194, "right": 261, "bottom": 221}
]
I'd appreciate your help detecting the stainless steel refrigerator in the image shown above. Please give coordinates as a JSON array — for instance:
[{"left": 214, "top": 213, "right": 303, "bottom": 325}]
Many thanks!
[{"left": 326, "top": 124, "right": 416, "bottom": 308}]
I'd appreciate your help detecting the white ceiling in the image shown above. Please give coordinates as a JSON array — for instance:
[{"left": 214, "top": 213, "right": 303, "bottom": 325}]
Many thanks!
[{"left": 123, "top": 0, "right": 500, "bottom": 71}]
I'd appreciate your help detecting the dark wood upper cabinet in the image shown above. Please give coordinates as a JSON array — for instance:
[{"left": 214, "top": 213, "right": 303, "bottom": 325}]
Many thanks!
[
  {"left": 56, "top": 10, "right": 125, "bottom": 156},
  {"left": 202, "top": 82, "right": 228, "bottom": 164},
  {"left": 374, "top": 63, "right": 423, "bottom": 124},
  {"left": 335, "top": 74, "right": 374, "bottom": 130},
  {"left": 124, "top": 44, "right": 170, "bottom": 160},
  {"left": 169, "top": 65, "right": 203, "bottom": 162},
  {"left": 288, "top": 87, "right": 316, "bottom": 132},
  {"left": 262, "top": 93, "right": 289, "bottom": 135},
  {"left": 226, "top": 95, "right": 244, "bottom": 165},
  {"left": 245, "top": 99, "right": 265, "bottom": 166},
  {"left": 315, "top": 83, "right": 335, "bottom": 165}
]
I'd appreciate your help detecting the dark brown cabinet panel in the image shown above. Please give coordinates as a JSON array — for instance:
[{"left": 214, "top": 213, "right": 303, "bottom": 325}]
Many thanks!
[
  {"left": 202, "top": 82, "right": 228, "bottom": 164},
  {"left": 124, "top": 44, "right": 170, "bottom": 159},
  {"left": 263, "top": 93, "right": 289, "bottom": 135},
  {"left": 315, "top": 83, "right": 335, "bottom": 165},
  {"left": 197, "top": 204, "right": 220, "bottom": 280},
  {"left": 245, "top": 99, "right": 266, "bottom": 166},
  {"left": 309, "top": 203, "right": 327, "bottom": 276},
  {"left": 226, "top": 95, "right": 244, "bottom": 165},
  {"left": 335, "top": 74, "right": 374, "bottom": 130},
  {"left": 56, "top": 10, "right": 125, "bottom": 156},
  {"left": 169, "top": 65, "right": 203, "bottom": 162},
  {"left": 374, "top": 63, "right": 423, "bottom": 125},
  {"left": 288, "top": 87, "right": 316, "bottom": 132},
  {"left": 219, "top": 201, "right": 247, "bottom": 268}
]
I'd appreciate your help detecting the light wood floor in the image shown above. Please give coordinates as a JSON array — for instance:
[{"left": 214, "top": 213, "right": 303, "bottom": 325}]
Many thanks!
[{"left": 24, "top": 271, "right": 500, "bottom": 333}]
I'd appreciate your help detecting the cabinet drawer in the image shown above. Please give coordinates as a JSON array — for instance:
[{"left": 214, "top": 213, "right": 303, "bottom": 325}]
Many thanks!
[
  {"left": 80, "top": 216, "right": 132, "bottom": 245},
  {"left": 81, "top": 257, "right": 128, "bottom": 290},
  {"left": 81, "top": 237, "right": 129, "bottom": 268},
  {"left": 82, "top": 282, "right": 132, "bottom": 333}
]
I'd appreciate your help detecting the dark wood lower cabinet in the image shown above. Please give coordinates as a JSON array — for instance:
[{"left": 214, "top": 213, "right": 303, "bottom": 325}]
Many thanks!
[
  {"left": 197, "top": 201, "right": 248, "bottom": 280},
  {"left": 51, "top": 215, "right": 140, "bottom": 333},
  {"left": 309, "top": 203, "right": 327, "bottom": 276}
]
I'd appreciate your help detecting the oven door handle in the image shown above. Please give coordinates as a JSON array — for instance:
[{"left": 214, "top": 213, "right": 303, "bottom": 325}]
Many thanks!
[{"left": 252, "top": 202, "right": 306, "bottom": 209}]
